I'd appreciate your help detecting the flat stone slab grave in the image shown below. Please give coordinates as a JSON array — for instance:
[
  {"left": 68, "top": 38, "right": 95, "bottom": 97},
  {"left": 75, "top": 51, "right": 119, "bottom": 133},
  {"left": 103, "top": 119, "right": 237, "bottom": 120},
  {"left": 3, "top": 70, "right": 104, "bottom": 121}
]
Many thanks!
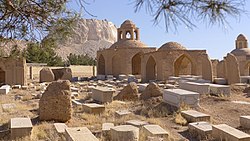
[
  {"left": 181, "top": 110, "right": 211, "bottom": 123},
  {"left": 179, "top": 82, "right": 210, "bottom": 94},
  {"left": 212, "top": 124, "right": 250, "bottom": 141},
  {"left": 207, "top": 83, "right": 230, "bottom": 96},
  {"left": 188, "top": 122, "right": 212, "bottom": 140},
  {"left": 65, "top": 127, "right": 98, "bottom": 141},
  {"left": 2, "top": 103, "right": 16, "bottom": 112},
  {"left": 125, "top": 120, "right": 149, "bottom": 128},
  {"left": 163, "top": 89, "right": 200, "bottom": 108},
  {"left": 10, "top": 117, "right": 33, "bottom": 139},
  {"left": 82, "top": 103, "right": 105, "bottom": 114},
  {"left": 115, "top": 110, "right": 132, "bottom": 118},
  {"left": 111, "top": 125, "right": 139, "bottom": 141},
  {"left": 102, "top": 123, "right": 114, "bottom": 140},
  {"left": 142, "top": 124, "right": 168, "bottom": 139},
  {"left": 240, "top": 116, "right": 250, "bottom": 129},
  {"left": 54, "top": 123, "right": 68, "bottom": 134},
  {"left": 91, "top": 86, "right": 115, "bottom": 103},
  {"left": 0, "top": 85, "right": 11, "bottom": 94}
]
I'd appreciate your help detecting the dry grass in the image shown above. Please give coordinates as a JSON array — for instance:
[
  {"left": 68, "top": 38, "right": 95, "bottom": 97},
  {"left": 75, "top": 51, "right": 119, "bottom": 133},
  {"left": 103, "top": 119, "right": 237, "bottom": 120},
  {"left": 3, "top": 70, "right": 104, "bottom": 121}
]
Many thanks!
[
  {"left": 31, "top": 122, "right": 65, "bottom": 141},
  {"left": 174, "top": 113, "right": 187, "bottom": 126}
]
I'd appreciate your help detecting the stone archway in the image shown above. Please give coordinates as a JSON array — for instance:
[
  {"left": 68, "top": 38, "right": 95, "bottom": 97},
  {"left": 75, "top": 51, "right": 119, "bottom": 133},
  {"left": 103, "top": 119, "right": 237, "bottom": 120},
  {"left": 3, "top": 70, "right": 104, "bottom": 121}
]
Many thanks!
[
  {"left": 97, "top": 54, "right": 105, "bottom": 75},
  {"left": 0, "top": 68, "right": 5, "bottom": 84},
  {"left": 112, "top": 55, "right": 120, "bottom": 76},
  {"left": 146, "top": 56, "right": 157, "bottom": 81},
  {"left": 174, "top": 54, "right": 194, "bottom": 76},
  {"left": 132, "top": 53, "right": 142, "bottom": 75}
]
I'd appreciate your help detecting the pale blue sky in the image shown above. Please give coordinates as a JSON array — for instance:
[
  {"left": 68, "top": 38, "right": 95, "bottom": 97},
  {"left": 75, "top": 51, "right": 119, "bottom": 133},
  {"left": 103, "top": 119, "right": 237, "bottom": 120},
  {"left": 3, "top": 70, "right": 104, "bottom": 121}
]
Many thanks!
[{"left": 69, "top": 0, "right": 250, "bottom": 60}]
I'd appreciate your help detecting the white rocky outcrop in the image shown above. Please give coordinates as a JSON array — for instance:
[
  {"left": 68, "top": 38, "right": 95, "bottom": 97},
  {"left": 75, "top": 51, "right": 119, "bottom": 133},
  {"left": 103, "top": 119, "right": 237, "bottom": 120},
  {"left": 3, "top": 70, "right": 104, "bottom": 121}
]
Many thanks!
[{"left": 55, "top": 19, "right": 117, "bottom": 60}]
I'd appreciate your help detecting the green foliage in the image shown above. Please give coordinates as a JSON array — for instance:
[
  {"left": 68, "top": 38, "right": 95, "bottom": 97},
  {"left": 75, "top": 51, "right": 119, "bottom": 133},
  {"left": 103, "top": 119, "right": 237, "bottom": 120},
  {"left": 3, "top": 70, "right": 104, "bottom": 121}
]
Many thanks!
[
  {"left": 23, "top": 42, "right": 64, "bottom": 66},
  {"left": 67, "top": 53, "right": 96, "bottom": 66}
]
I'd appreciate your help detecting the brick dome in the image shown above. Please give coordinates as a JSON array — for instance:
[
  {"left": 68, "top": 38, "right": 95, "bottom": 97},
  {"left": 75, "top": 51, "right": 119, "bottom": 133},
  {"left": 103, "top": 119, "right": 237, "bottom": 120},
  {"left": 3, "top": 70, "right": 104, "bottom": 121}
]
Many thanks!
[{"left": 158, "top": 42, "right": 186, "bottom": 51}]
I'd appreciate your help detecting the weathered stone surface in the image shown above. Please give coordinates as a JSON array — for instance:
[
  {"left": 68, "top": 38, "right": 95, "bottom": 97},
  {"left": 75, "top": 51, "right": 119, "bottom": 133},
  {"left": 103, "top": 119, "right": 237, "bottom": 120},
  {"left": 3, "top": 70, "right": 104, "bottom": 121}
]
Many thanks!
[
  {"left": 188, "top": 122, "right": 212, "bottom": 140},
  {"left": 10, "top": 118, "right": 33, "bottom": 140},
  {"left": 97, "top": 75, "right": 105, "bottom": 80},
  {"left": 140, "top": 82, "right": 163, "bottom": 100},
  {"left": 82, "top": 103, "right": 105, "bottom": 114},
  {"left": 181, "top": 110, "right": 211, "bottom": 123},
  {"left": 224, "top": 53, "right": 241, "bottom": 84},
  {"left": 179, "top": 82, "right": 210, "bottom": 94},
  {"left": 91, "top": 87, "right": 115, "bottom": 103},
  {"left": 111, "top": 125, "right": 139, "bottom": 141},
  {"left": 55, "top": 19, "right": 117, "bottom": 60},
  {"left": 207, "top": 83, "right": 230, "bottom": 96},
  {"left": 102, "top": 123, "right": 114, "bottom": 140},
  {"left": 72, "top": 99, "right": 83, "bottom": 112},
  {"left": 54, "top": 123, "right": 68, "bottom": 134},
  {"left": 0, "top": 85, "right": 11, "bottom": 94},
  {"left": 214, "top": 78, "right": 227, "bottom": 85},
  {"left": 39, "top": 68, "right": 55, "bottom": 82},
  {"left": 240, "top": 116, "right": 250, "bottom": 129},
  {"left": 163, "top": 89, "right": 200, "bottom": 108},
  {"left": 138, "top": 84, "right": 148, "bottom": 93},
  {"left": 114, "top": 82, "right": 138, "bottom": 101},
  {"left": 126, "top": 120, "right": 148, "bottom": 128},
  {"left": 39, "top": 80, "right": 72, "bottom": 122},
  {"left": 142, "top": 125, "right": 168, "bottom": 139},
  {"left": 212, "top": 124, "right": 250, "bottom": 141},
  {"left": 65, "top": 127, "right": 99, "bottom": 141},
  {"left": 52, "top": 68, "right": 72, "bottom": 81},
  {"left": 240, "top": 76, "right": 250, "bottom": 84},
  {"left": 115, "top": 110, "right": 132, "bottom": 118}
]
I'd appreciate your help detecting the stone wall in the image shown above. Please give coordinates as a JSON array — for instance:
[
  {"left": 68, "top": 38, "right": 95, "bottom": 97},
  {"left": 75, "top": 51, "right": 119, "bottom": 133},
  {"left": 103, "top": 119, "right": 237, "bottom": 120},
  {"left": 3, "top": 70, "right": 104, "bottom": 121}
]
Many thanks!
[{"left": 28, "top": 65, "right": 96, "bottom": 80}]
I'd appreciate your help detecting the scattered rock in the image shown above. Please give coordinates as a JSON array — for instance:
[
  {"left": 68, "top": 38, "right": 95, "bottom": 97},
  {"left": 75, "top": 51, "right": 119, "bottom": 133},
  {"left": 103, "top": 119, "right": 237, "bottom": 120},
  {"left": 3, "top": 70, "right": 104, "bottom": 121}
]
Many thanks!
[
  {"left": 114, "top": 82, "right": 138, "bottom": 101},
  {"left": 39, "top": 80, "right": 72, "bottom": 122},
  {"left": 140, "top": 82, "right": 163, "bottom": 100}
]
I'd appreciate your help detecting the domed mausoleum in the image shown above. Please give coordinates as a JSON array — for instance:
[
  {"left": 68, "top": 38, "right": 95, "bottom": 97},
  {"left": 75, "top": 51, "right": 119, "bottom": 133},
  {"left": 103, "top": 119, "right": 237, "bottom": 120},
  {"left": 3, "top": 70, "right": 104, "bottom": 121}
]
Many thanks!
[
  {"left": 230, "top": 34, "right": 250, "bottom": 75},
  {"left": 97, "top": 20, "right": 213, "bottom": 82},
  {"left": 140, "top": 42, "right": 213, "bottom": 82},
  {"left": 97, "top": 20, "right": 156, "bottom": 77}
]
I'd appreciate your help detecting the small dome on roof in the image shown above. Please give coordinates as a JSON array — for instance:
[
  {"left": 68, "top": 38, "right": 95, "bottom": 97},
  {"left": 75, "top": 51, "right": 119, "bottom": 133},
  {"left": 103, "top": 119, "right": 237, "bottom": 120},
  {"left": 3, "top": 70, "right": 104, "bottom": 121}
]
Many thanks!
[
  {"left": 120, "top": 20, "right": 136, "bottom": 28},
  {"left": 109, "top": 40, "right": 147, "bottom": 49},
  {"left": 231, "top": 48, "right": 250, "bottom": 56},
  {"left": 158, "top": 42, "right": 186, "bottom": 51},
  {"left": 237, "top": 34, "right": 247, "bottom": 41}
]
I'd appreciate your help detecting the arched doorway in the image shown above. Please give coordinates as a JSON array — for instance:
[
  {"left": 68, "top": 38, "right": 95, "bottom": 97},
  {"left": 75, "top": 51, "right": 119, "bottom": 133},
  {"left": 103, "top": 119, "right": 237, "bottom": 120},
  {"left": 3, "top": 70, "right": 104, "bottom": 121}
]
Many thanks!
[
  {"left": 174, "top": 54, "right": 193, "bottom": 76},
  {"left": 146, "top": 56, "right": 157, "bottom": 81},
  {"left": 112, "top": 55, "right": 120, "bottom": 76},
  {"left": 0, "top": 68, "right": 5, "bottom": 84},
  {"left": 132, "top": 53, "right": 142, "bottom": 75},
  {"left": 97, "top": 54, "right": 105, "bottom": 75}
]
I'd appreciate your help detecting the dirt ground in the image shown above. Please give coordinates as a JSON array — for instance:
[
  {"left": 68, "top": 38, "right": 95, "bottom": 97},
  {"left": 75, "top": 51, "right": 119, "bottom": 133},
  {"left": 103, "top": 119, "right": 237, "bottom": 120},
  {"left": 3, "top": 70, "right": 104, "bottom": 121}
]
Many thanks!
[{"left": 1, "top": 82, "right": 250, "bottom": 141}]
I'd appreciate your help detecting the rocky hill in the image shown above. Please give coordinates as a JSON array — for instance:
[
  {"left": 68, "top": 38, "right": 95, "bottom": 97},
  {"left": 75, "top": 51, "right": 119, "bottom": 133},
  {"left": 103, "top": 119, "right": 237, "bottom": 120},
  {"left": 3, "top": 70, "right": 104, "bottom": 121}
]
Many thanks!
[
  {"left": 55, "top": 19, "right": 117, "bottom": 60},
  {"left": 0, "top": 19, "right": 117, "bottom": 60}
]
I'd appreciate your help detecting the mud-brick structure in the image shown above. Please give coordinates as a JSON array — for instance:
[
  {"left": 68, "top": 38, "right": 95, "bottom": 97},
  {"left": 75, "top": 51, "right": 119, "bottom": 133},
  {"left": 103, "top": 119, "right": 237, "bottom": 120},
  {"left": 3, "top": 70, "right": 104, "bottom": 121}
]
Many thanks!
[
  {"left": 97, "top": 20, "right": 213, "bottom": 83},
  {"left": 0, "top": 57, "right": 27, "bottom": 85},
  {"left": 97, "top": 20, "right": 156, "bottom": 77}
]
